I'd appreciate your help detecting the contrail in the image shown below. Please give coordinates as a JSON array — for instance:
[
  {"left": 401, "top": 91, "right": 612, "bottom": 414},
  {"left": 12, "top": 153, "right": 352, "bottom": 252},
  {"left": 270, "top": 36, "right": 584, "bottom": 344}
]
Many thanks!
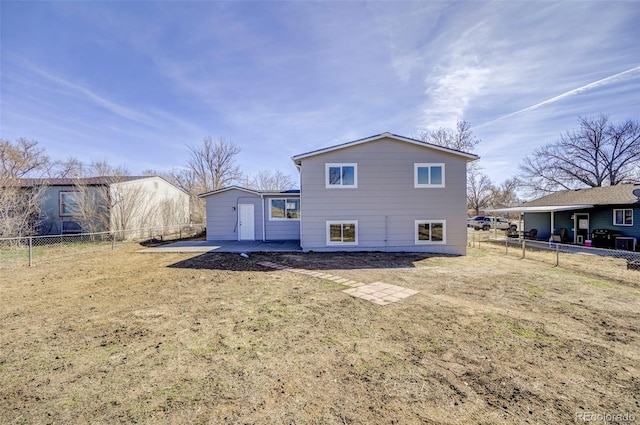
[{"left": 475, "top": 65, "right": 640, "bottom": 128}]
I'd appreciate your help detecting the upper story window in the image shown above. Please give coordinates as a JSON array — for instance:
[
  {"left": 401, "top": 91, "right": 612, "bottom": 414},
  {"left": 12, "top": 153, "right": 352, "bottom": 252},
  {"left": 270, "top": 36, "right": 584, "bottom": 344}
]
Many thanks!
[
  {"left": 60, "top": 191, "right": 82, "bottom": 216},
  {"left": 326, "top": 163, "right": 357, "bottom": 188},
  {"left": 270, "top": 198, "right": 300, "bottom": 220},
  {"left": 613, "top": 209, "right": 633, "bottom": 226},
  {"left": 414, "top": 163, "right": 445, "bottom": 188}
]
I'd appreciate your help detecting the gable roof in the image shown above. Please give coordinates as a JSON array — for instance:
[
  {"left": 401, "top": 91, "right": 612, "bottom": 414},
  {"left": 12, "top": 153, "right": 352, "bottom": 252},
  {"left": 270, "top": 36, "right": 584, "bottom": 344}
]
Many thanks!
[
  {"left": 522, "top": 184, "right": 640, "bottom": 207},
  {"left": 291, "top": 132, "right": 479, "bottom": 167},
  {"left": 198, "top": 185, "right": 300, "bottom": 198}
]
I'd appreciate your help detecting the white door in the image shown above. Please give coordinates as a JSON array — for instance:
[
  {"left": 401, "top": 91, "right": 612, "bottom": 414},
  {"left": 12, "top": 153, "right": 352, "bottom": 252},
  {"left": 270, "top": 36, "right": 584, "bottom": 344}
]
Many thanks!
[
  {"left": 574, "top": 213, "right": 589, "bottom": 244},
  {"left": 238, "top": 204, "right": 255, "bottom": 241}
]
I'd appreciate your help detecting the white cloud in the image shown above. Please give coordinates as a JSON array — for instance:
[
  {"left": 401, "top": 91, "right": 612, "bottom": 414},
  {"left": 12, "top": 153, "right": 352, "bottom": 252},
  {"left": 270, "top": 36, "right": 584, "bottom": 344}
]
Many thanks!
[{"left": 422, "top": 64, "right": 492, "bottom": 129}]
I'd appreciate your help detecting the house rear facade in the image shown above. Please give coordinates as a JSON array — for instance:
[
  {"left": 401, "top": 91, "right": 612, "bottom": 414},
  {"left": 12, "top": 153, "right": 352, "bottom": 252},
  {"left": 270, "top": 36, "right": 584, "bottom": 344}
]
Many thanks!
[{"left": 200, "top": 133, "right": 477, "bottom": 255}]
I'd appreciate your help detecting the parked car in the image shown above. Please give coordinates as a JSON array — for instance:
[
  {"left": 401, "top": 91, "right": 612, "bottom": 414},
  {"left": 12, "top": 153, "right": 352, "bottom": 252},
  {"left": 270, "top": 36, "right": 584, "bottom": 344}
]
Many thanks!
[
  {"left": 467, "top": 216, "right": 483, "bottom": 227},
  {"left": 469, "top": 216, "right": 518, "bottom": 231}
]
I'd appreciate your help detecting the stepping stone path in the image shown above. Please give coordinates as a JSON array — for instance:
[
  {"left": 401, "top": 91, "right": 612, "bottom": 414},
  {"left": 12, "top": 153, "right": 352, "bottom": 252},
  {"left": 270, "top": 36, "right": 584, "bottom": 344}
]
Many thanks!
[{"left": 256, "top": 261, "right": 419, "bottom": 306}]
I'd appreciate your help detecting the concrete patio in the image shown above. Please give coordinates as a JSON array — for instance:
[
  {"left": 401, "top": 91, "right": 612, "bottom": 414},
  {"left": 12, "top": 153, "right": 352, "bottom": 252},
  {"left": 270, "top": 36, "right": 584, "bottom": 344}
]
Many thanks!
[{"left": 139, "top": 240, "right": 301, "bottom": 253}]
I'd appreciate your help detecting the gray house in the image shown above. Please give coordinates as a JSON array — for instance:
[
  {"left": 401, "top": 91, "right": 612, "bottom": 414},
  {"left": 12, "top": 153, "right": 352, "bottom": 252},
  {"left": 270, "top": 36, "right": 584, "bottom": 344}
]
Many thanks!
[
  {"left": 200, "top": 133, "right": 478, "bottom": 255},
  {"left": 19, "top": 176, "right": 190, "bottom": 236}
]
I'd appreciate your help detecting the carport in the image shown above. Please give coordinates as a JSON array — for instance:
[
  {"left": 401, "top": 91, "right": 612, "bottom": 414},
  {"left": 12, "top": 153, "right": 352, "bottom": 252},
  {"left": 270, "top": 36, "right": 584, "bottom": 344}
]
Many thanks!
[{"left": 486, "top": 205, "right": 594, "bottom": 242}]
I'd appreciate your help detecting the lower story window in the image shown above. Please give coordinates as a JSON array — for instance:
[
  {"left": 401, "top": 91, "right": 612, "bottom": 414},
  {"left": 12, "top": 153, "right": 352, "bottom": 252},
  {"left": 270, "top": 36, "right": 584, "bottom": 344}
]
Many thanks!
[
  {"left": 415, "top": 220, "right": 446, "bottom": 244},
  {"left": 270, "top": 198, "right": 300, "bottom": 220},
  {"left": 613, "top": 209, "right": 633, "bottom": 226},
  {"left": 326, "top": 220, "right": 358, "bottom": 245}
]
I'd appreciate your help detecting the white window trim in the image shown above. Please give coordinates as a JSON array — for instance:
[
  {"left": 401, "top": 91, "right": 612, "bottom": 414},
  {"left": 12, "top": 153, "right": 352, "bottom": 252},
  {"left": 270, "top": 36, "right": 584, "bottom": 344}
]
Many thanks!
[
  {"left": 325, "top": 163, "right": 358, "bottom": 188},
  {"left": 59, "top": 191, "right": 81, "bottom": 217},
  {"left": 414, "top": 163, "right": 445, "bottom": 188},
  {"left": 415, "top": 220, "right": 447, "bottom": 244},
  {"left": 326, "top": 220, "right": 359, "bottom": 245},
  {"left": 268, "top": 198, "right": 301, "bottom": 221},
  {"left": 613, "top": 208, "right": 633, "bottom": 226}
]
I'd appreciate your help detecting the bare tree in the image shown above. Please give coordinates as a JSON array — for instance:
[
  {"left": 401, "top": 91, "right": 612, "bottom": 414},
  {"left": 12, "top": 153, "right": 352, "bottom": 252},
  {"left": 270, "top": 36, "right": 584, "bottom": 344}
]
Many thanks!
[
  {"left": 248, "top": 169, "right": 296, "bottom": 191},
  {"left": 187, "top": 137, "right": 242, "bottom": 191},
  {"left": 0, "top": 182, "right": 46, "bottom": 237},
  {"left": 491, "top": 177, "right": 521, "bottom": 208},
  {"left": 71, "top": 161, "right": 156, "bottom": 234},
  {"left": 467, "top": 166, "right": 495, "bottom": 216},
  {"left": 420, "top": 120, "right": 488, "bottom": 214},
  {"left": 0, "top": 139, "right": 50, "bottom": 236},
  {"left": 519, "top": 115, "right": 640, "bottom": 195},
  {"left": 70, "top": 180, "right": 111, "bottom": 234},
  {"left": 419, "top": 119, "right": 480, "bottom": 153},
  {"left": 158, "top": 167, "right": 205, "bottom": 223},
  {"left": 109, "top": 180, "right": 155, "bottom": 232},
  {"left": 50, "top": 156, "right": 84, "bottom": 178},
  {"left": 160, "top": 137, "right": 242, "bottom": 223}
]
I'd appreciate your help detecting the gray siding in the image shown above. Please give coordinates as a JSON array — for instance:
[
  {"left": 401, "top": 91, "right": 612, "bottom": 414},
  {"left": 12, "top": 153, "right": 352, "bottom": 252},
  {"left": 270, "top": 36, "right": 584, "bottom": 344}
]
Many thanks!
[
  {"left": 299, "top": 137, "right": 469, "bottom": 255},
  {"left": 203, "top": 190, "right": 301, "bottom": 241},
  {"left": 263, "top": 195, "right": 301, "bottom": 240},
  {"left": 204, "top": 189, "right": 263, "bottom": 241},
  {"left": 38, "top": 185, "right": 109, "bottom": 235}
]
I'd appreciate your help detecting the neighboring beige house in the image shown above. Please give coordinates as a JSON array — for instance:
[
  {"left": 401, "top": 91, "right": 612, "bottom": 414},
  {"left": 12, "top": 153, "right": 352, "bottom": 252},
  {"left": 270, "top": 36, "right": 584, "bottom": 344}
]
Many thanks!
[
  {"left": 19, "top": 176, "right": 190, "bottom": 235},
  {"left": 200, "top": 133, "right": 478, "bottom": 255}
]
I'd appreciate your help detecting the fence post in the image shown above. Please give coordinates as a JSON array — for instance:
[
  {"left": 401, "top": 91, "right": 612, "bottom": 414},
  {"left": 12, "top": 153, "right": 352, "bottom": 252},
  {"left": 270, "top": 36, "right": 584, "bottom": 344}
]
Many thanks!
[
  {"left": 179, "top": 228, "right": 182, "bottom": 240},
  {"left": 112, "top": 232, "right": 115, "bottom": 251},
  {"left": 28, "top": 237, "right": 33, "bottom": 267},
  {"left": 555, "top": 244, "right": 559, "bottom": 266},
  {"left": 505, "top": 238, "right": 508, "bottom": 255},
  {"left": 521, "top": 239, "right": 526, "bottom": 259}
]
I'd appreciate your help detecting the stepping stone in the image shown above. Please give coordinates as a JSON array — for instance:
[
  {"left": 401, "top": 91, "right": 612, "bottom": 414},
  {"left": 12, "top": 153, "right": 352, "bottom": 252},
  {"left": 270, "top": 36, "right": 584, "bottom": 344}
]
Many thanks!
[{"left": 343, "top": 282, "right": 418, "bottom": 305}]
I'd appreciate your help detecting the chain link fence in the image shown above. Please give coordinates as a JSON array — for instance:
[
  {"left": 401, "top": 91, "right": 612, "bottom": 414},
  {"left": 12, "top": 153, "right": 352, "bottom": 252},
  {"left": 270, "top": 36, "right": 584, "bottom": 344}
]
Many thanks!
[
  {"left": 0, "top": 224, "right": 205, "bottom": 268},
  {"left": 469, "top": 230, "right": 640, "bottom": 286}
]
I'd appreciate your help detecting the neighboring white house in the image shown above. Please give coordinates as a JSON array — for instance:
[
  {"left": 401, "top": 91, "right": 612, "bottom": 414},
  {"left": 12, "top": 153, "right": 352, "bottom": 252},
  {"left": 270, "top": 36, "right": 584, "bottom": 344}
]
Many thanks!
[
  {"left": 199, "top": 133, "right": 478, "bottom": 255},
  {"left": 19, "top": 176, "right": 190, "bottom": 235}
]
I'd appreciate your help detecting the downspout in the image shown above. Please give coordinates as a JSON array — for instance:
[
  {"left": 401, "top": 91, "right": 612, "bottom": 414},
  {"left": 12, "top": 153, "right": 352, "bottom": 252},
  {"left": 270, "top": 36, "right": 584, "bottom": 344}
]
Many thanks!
[
  {"left": 261, "top": 194, "right": 266, "bottom": 242},
  {"left": 298, "top": 163, "right": 303, "bottom": 249},
  {"left": 385, "top": 215, "right": 389, "bottom": 252}
]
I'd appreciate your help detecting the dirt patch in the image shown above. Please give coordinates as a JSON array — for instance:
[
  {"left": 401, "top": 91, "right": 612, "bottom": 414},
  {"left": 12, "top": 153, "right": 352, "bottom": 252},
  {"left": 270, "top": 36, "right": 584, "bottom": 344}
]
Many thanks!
[{"left": 1, "top": 245, "right": 638, "bottom": 424}]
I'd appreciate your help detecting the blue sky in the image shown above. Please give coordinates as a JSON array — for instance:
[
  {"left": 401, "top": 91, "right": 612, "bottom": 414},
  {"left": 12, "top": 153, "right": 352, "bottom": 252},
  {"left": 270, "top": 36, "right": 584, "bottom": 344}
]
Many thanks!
[{"left": 1, "top": 1, "right": 639, "bottom": 186}]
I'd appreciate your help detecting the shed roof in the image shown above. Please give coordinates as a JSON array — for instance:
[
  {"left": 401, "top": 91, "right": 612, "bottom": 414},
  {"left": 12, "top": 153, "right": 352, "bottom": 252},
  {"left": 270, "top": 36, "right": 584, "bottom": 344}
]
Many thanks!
[
  {"left": 291, "top": 132, "right": 479, "bottom": 167},
  {"left": 198, "top": 186, "right": 300, "bottom": 198}
]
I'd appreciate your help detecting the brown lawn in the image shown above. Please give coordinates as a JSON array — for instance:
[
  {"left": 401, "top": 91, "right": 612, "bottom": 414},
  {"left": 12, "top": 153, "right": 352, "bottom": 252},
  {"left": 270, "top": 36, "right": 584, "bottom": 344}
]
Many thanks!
[{"left": 1, "top": 244, "right": 639, "bottom": 424}]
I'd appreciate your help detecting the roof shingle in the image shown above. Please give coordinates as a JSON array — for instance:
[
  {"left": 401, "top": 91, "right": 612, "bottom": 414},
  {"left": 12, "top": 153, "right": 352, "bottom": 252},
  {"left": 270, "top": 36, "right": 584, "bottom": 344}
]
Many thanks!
[{"left": 522, "top": 184, "right": 640, "bottom": 207}]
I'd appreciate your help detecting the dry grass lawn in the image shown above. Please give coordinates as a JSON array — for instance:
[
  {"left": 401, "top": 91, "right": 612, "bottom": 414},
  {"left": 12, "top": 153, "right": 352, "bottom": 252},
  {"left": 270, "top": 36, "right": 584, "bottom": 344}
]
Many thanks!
[{"left": 1, "top": 244, "right": 639, "bottom": 424}]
